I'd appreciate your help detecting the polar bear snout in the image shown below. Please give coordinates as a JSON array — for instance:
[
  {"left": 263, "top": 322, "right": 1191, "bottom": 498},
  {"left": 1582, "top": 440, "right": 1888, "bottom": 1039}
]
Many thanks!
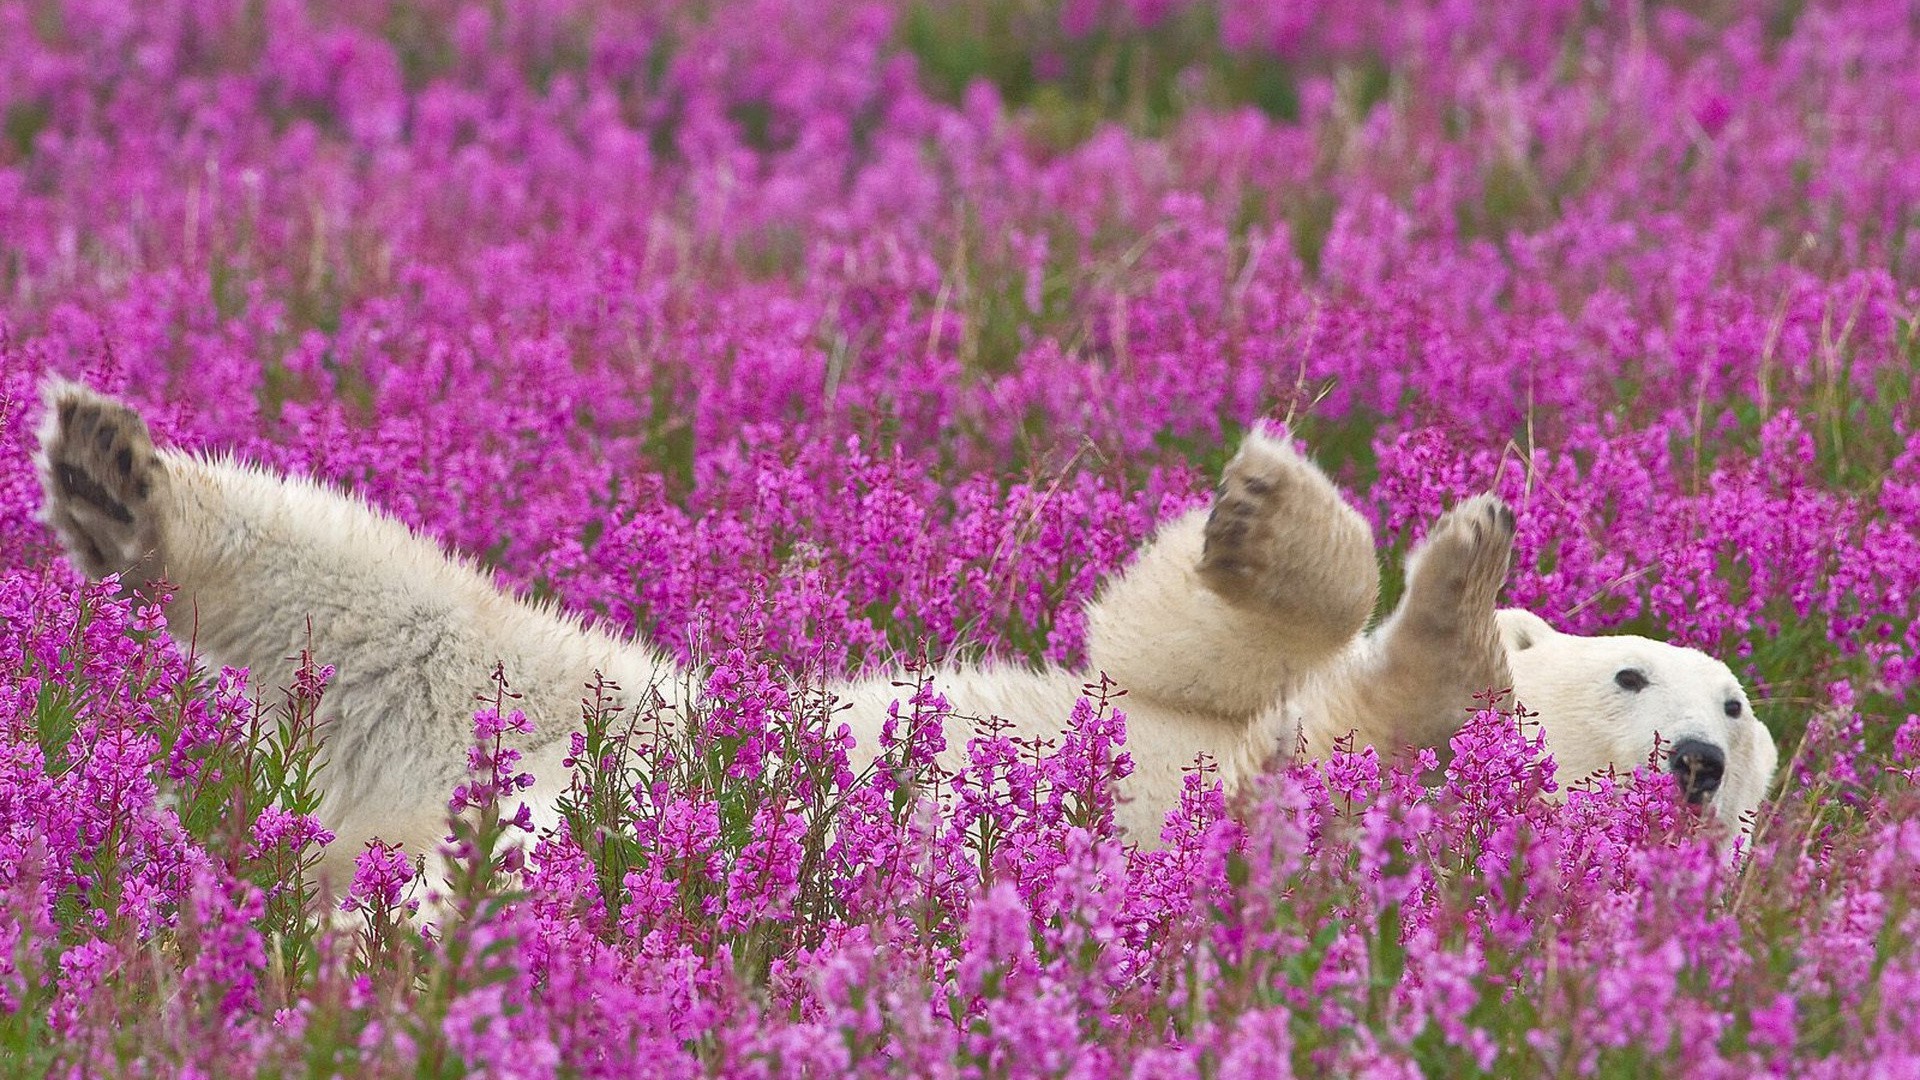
[{"left": 1667, "top": 739, "right": 1726, "bottom": 804}]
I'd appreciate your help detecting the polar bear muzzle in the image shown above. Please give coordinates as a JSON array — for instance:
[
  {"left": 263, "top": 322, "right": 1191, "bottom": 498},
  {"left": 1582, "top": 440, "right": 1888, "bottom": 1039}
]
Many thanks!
[{"left": 1668, "top": 738, "right": 1726, "bottom": 804}]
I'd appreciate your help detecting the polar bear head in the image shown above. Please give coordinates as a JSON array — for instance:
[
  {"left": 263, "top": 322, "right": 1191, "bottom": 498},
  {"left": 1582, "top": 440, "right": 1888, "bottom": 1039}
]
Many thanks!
[{"left": 1495, "top": 609, "right": 1780, "bottom": 832}]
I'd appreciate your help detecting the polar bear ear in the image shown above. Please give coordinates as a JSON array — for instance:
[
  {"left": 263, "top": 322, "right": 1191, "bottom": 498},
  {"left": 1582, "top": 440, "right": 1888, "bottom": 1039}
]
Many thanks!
[{"left": 1495, "top": 609, "right": 1558, "bottom": 653}]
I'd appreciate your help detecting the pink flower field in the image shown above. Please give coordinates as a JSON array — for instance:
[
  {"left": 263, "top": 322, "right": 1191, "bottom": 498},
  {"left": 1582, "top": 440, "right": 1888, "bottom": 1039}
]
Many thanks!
[{"left": 3, "top": 0, "right": 1920, "bottom": 1074}]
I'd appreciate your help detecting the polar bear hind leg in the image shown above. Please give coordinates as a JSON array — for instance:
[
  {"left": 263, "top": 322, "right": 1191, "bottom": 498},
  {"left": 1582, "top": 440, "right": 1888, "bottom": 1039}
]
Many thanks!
[
  {"left": 35, "top": 378, "right": 172, "bottom": 592},
  {"left": 34, "top": 379, "right": 673, "bottom": 902}
]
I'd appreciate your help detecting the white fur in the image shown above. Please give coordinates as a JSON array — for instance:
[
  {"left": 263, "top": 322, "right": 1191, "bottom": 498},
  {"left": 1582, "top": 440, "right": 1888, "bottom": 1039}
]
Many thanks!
[
  {"left": 1496, "top": 609, "right": 1779, "bottom": 827},
  {"left": 33, "top": 382, "right": 1780, "bottom": 895}
]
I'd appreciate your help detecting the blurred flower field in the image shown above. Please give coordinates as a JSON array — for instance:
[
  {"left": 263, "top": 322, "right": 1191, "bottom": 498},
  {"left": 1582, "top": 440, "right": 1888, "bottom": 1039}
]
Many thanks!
[{"left": 3, "top": 0, "right": 1920, "bottom": 1074}]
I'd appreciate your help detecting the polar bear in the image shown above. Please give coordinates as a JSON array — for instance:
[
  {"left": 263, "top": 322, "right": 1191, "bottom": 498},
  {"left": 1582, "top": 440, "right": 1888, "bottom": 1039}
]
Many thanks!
[{"left": 34, "top": 380, "right": 1778, "bottom": 889}]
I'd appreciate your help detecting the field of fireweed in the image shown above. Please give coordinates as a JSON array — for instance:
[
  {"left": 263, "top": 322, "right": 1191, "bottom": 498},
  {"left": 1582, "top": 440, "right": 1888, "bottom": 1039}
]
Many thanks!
[{"left": 1, "top": 0, "right": 1918, "bottom": 1074}]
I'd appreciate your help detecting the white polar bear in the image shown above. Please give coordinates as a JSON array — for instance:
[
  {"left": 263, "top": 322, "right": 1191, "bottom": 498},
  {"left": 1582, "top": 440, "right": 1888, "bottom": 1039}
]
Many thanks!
[{"left": 33, "top": 380, "right": 1778, "bottom": 890}]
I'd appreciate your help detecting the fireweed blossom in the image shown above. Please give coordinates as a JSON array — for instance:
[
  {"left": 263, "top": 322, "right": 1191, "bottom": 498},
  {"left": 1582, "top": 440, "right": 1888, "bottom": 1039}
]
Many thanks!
[{"left": 1, "top": 0, "right": 1919, "bottom": 1073}]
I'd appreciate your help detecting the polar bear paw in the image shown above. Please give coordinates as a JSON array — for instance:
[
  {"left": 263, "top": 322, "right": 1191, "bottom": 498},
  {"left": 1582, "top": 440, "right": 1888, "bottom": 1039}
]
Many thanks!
[
  {"left": 35, "top": 379, "right": 169, "bottom": 583},
  {"left": 1197, "top": 427, "right": 1378, "bottom": 640},
  {"left": 1403, "top": 494, "right": 1516, "bottom": 625}
]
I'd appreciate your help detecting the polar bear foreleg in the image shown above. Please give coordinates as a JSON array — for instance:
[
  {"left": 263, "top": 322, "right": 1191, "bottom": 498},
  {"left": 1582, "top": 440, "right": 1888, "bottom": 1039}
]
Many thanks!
[
  {"left": 1332, "top": 494, "right": 1516, "bottom": 757},
  {"left": 1084, "top": 428, "right": 1380, "bottom": 719}
]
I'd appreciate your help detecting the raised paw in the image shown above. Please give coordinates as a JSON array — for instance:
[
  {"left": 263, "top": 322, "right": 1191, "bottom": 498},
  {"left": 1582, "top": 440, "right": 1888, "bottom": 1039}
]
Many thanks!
[
  {"left": 1199, "top": 430, "right": 1306, "bottom": 601},
  {"left": 1196, "top": 427, "right": 1378, "bottom": 639},
  {"left": 1403, "top": 493, "right": 1516, "bottom": 619},
  {"left": 1367, "top": 493, "right": 1517, "bottom": 746},
  {"left": 35, "top": 379, "right": 169, "bottom": 581}
]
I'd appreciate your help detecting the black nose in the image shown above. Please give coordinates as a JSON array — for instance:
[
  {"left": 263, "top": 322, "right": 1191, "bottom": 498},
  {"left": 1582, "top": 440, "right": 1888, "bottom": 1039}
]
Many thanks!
[{"left": 1668, "top": 739, "right": 1726, "bottom": 804}]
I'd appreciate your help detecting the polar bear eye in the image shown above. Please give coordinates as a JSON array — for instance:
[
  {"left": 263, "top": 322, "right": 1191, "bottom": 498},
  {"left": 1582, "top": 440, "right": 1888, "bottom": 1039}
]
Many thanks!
[
  {"left": 1724, "top": 699, "right": 1743, "bottom": 718},
  {"left": 1614, "top": 669, "right": 1649, "bottom": 692}
]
